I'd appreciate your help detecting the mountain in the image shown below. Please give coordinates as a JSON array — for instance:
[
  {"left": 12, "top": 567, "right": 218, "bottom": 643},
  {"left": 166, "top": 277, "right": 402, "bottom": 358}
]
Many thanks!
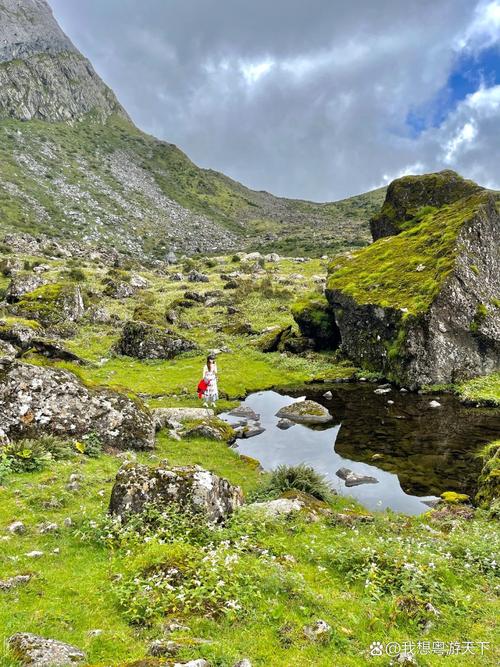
[{"left": 0, "top": 0, "right": 385, "bottom": 260}]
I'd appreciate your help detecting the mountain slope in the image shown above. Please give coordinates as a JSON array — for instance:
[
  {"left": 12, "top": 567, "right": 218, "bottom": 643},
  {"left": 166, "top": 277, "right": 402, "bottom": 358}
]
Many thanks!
[{"left": 0, "top": 0, "right": 385, "bottom": 259}]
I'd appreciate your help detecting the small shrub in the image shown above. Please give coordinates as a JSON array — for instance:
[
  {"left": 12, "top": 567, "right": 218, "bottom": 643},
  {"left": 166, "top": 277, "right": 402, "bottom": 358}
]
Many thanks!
[
  {"left": 264, "top": 464, "right": 333, "bottom": 501},
  {"left": 2, "top": 435, "right": 74, "bottom": 475},
  {"left": 63, "top": 267, "right": 86, "bottom": 283}
]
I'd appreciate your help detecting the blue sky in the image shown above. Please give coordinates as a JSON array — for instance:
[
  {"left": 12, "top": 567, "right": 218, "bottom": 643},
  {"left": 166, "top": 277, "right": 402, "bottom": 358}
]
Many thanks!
[{"left": 407, "top": 45, "right": 500, "bottom": 136}]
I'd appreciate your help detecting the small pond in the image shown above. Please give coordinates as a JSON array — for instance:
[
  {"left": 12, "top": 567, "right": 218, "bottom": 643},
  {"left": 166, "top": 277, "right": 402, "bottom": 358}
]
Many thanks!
[{"left": 221, "top": 384, "right": 500, "bottom": 514}]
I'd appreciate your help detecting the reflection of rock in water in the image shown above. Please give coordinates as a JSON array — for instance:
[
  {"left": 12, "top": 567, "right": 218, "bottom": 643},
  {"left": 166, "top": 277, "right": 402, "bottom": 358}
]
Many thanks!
[{"left": 292, "top": 384, "right": 500, "bottom": 497}]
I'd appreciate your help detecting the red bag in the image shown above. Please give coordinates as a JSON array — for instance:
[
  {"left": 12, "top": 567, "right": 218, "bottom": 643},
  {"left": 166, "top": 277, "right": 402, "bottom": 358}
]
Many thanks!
[{"left": 197, "top": 378, "right": 210, "bottom": 399}]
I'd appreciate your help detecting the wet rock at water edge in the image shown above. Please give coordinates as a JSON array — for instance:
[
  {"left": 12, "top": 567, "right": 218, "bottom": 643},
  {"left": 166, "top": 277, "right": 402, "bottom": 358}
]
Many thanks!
[
  {"left": 277, "top": 418, "right": 295, "bottom": 430},
  {"left": 336, "top": 467, "right": 379, "bottom": 487},
  {"left": 275, "top": 400, "right": 332, "bottom": 425},
  {"left": 429, "top": 400, "right": 442, "bottom": 408},
  {"left": 7, "top": 633, "right": 86, "bottom": 667},
  {"left": 109, "top": 462, "right": 243, "bottom": 524},
  {"left": 238, "top": 422, "right": 265, "bottom": 439},
  {"left": 229, "top": 405, "right": 260, "bottom": 421}
]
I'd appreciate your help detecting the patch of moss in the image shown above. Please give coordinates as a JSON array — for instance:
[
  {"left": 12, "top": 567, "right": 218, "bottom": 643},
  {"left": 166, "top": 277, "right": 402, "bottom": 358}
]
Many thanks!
[
  {"left": 470, "top": 303, "right": 489, "bottom": 333},
  {"left": 10, "top": 283, "right": 79, "bottom": 326},
  {"left": 327, "top": 192, "right": 490, "bottom": 314},
  {"left": 440, "top": 491, "right": 470, "bottom": 504}
]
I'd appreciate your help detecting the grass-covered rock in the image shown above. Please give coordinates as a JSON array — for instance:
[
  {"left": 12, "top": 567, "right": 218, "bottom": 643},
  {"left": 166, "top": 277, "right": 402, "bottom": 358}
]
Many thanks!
[
  {"left": 475, "top": 440, "right": 500, "bottom": 510},
  {"left": 115, "top": 320, "right": 197, "bottom": 360},
  {"left": 10, "top": 283, "right": 84, "bottom": 327},
  {"left": 291, "top": 293, "right": 340, "bottom": 350},
  {"left": 325, "top": 173, "right": 500, "bottom": 388}
]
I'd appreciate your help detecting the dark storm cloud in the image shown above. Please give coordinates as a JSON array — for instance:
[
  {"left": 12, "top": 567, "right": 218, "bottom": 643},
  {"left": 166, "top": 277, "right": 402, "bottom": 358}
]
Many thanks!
[{"left": 49, "top": 0, "right": 499, "bottom": 200}]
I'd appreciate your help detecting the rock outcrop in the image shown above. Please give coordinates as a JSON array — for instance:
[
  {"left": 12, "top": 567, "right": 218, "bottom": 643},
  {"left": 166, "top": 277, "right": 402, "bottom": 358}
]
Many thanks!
[
  {"left": 5, "top": 274, "right": 45, "bottom": 303},
  {"left": 109, "top": 462, "right": 243, "bottom": 523},
  {"left": 7, "top": 632, "right": 86, "bottom": 667},
  {"left": 325, "top": 172, "right": 500, "bottom": 388},
  {"left": 0, "top": 361, "right": 155, "bottom": 449},
  {"left": 275, "top": 400, "right": 332, "bottom": 425},
  {"left": 10, "top": 283, "right": 84, "bottom": 327},
  {"left": 115, "top": 320, "right": 197, "bottom": 359}
]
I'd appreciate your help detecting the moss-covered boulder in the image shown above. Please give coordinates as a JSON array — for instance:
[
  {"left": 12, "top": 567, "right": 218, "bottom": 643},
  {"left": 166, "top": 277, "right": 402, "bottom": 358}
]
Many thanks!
[
  {"left": 183, "top": 417, "right": 236, "bottom": 444},
  {"left": 257, "top": 324, "right": 313, "bottom": 354},
  {"left": 370, "top": 170, "right": 482, "bottom": 240},
  {"left": 325, "top": 173, "right": 500, "bottom": 388},
  {"left": 115, "top": 320, "right": 197, "bottom": 359},
  {"left": 291, "top": 293, "right": 340, "bottom": 350},
  {"left": 109, "top": 462, "right": 243, "bottom": 523},
  {"left": 5, "top": 273, "right": 45, "bottom": 303},
  {"left": 0, "top": 318, "right": 41, "bottom": 349},
  {"left": 475, "top": 441, "right": 499, "bottom": 509},
  {"left": 10, "top": 283, "right": 84, "bottom": 326},
  {"left": 275, "top": 400, "right": 332, "bottom": 425}
]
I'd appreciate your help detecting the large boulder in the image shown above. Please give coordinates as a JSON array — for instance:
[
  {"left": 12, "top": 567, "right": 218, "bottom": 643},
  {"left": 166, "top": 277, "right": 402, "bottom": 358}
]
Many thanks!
[
  {"left": 7, "top": 633, "right": 86, "bottom": 667},
  {"left": 0, "top": 361, "right": 155, "bottom": 449},
  {"left": 370, "top": 170, "right": 482, "bottom": 241},
  {"left": 10, "top": 283, "right": 84, "bottom": 326},
  {"left": 0, "top": 319, "right": 42, "bottom": 350},
  {"left": 109, "top": 462, "right": 243, "bottom": 523},
  {"left": 115, "top": 321, "right": 197, "bottom": 359},
  {"left": 326, "top": 174, "right": 500, "bottom": 388},
  {"left": 5, "top": 274, "right": 45, "bottom": 303}
]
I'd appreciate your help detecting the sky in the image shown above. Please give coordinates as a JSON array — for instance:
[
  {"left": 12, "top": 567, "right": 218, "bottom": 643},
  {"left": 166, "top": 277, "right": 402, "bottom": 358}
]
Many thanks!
[{"left": 49, "top": 0, "right": 500, "bottom": 202}]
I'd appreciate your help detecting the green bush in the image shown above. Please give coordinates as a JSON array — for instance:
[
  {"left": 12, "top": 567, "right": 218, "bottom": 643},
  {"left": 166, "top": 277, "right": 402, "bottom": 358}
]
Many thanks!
[
  {"left": 4, "top": 435, "right": 74, "bottom": 473},
  {"left": 264, "top": 464, "right": 333, "bottom": 501}
]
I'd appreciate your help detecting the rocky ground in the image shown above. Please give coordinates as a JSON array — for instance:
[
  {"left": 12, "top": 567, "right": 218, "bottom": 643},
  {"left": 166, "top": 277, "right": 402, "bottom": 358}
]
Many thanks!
[{"left": 0, "top": 239, "right": 498, "bottom": 667}]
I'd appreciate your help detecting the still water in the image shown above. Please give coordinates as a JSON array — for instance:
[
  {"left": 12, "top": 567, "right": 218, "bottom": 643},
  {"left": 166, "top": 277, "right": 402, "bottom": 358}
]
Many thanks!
[{"left": 221, "top": 385, "right": 500, "bottom": 515}]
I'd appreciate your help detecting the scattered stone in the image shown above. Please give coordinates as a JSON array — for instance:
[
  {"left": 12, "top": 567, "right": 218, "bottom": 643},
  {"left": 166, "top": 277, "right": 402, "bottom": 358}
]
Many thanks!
[
  {"left": 246, "top": 498, "right": 305, "bottom": 518},
  {"left": 374, "top": 387, "right": 391, "bottom": 395},
  {"left": 336, "top": 467, "right": 379, "bottom": 487},
  {"left": 389, "top": 652, "right": 418, "bottom": 666},
  {"left": 153, "top": 407, "right": 214, "bottom": 429},
  {"left": 148, "top": 640, "right": 181, "bottom": 657},
  {"left": 0, "top": 361, "right": 155, "bottom": 450},
  {"left": 239, "top": 423, "right": 265, "bottom": 439},
  {"left": 173, "top": 660, "right": 209, "bottom": 667},
  {"left": 8, "top": 521, "right": 26, "bottom": 535},
  {"left": 188, "top": 270, "right": 209, "bottom": 283},
  {"left": 277, "top": 418, "right": 295, "bottom": 430},
  {"left": 104, "top": 280, "right": 137, "bottom": 299},
  {"left": 275, "top": 400, "right": 332, "bottom": 425},
  {"left": 229, "top": 405, "right": 260, "bottom": 421},
  {"left": 330, "top": 512, "right": 375, "bottom": 526},
  {"left": 233, "top": 661, "right": 252, "bottom": 667},
  {"left": 7, "top": 633, "right": 86, "bottom": 667},
  {"left": 25, "top": 551, "right": 44, "bottom": 558},
  {"left": 170, "top": 272, "right": 184, "bottom": 281},
  {"left": 164, "top": 621, "right": 190, "bottom": 634},
  {"left": 129, "top": 273, "right": 150, "bottom": 289},
  {"left": 0, "top": 574, "right": 31, "bottom": 591},
  {"left": 429, "top": 400, "right": 441, "bottom": 408},
  {"left": 387, "top": 399, "right": 394, "bottom": 405},
  {"left": 87, "top": 629, "right": 103, "bottom": 637},
  {"left": 38, "top": 522, "right": 58, "bottom": 534},
  {"left": 303, "top": 619, "right": 332, "bottom": 641},
  {"left": 183, "top": 418, "right": 236, "bottom": 443},
  {"left": 323, "top": 390, "right": 333, "bottom": 400},
  {"left": 87, "top": 306, "right": 112, "bottom": 324},
  {"left": 109, "top": 462, "right": 243, "bottom": 524}
]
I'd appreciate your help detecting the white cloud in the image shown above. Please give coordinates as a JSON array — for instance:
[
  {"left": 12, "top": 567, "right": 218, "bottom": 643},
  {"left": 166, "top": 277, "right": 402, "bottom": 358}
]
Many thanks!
[{"left": 444, "top": 121, "right": 477, "bottom": 162}]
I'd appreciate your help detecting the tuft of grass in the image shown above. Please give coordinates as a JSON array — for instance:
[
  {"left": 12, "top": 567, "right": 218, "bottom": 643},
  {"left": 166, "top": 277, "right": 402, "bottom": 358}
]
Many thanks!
[{"left": 262, "top": 464, "right": 333, "bottom": 502}]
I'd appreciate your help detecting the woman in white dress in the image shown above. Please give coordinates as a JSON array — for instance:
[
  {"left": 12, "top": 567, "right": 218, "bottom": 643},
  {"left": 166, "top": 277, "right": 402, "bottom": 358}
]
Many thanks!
[{"left": 202, "top": 354, "right": 218, "bottom": 406}]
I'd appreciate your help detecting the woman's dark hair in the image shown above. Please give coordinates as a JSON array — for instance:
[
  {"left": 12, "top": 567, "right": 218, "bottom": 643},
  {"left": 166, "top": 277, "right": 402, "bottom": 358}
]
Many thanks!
[{"left": 207, "top": 354, "right": 215, "bottom": 366}]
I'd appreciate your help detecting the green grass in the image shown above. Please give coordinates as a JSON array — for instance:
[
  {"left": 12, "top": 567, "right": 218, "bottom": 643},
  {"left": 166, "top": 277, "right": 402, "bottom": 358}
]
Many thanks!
[
  {"left": 459, "top": 373, "right": 500, "bottom": 406},
  {"left": 327, "top": 193, "right": 489, "bottom": 314}
]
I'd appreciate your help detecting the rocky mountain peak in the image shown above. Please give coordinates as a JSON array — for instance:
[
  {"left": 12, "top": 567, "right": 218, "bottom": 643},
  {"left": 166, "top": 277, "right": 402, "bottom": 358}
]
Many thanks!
[
  {"left": 0, "top": 0, "right": 128, "bottom": 122},
  {"left": 0, "top": 0, "right": 76, "bottom": 62}
]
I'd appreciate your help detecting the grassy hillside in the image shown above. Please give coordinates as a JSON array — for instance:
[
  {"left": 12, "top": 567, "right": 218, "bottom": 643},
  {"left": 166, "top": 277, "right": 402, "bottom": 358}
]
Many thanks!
[{"left": 0, "top": 114, "right": 385, "bottom": 260}]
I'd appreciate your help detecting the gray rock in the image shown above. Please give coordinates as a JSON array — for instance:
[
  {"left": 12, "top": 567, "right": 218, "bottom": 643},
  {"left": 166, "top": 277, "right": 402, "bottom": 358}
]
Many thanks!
[
  {"left": 109, "top": 462, "right": 243, "bottom": 524},
  {"left": 37, "top": 522, "right": 58, "bottom": 534},
  {"left": 188, "top": 270, "right": 209, "bottom": 283},
  {"left": 25, "top": 551, "right": 44, "bottom": 558},
  {"left": 275, "top": 400, "right": 332, "bottom": 425},
  {"left": 429, "top": 400, "right": 442, "bottom": 408},
  {"left": 240, "top": 423, "right": 265, "bottom": 439},
  {"left": 8, "top": 520, "right": 26, "bottom": 534},
  {"left": 115, "top": 321, "right": 197, "bottom": 360},
  {"left": 129, "top": 273, "right": 150, "bottom": 289},
  {"left": 374, "top": 387, "right": 392, "bottom": 395},
  {"left": 170, "top": 272, "right": 184, "bottom": 281},
  {"left": 173, "top": 661, "right": 209, "bottom": 667},
  {"left": 7, "top": 632, "right": 86, "bottom": 667},
  {"left": 229, "top": 405, "right": 260, "bottom": 421},
  {"left": 303, "top": 619, "right": 332, "bottom": 641},
  {"left": 0, "top": 320, "right": 39, "bottom": 350},
  {"left": 277, "top": 418, "right": 295, "bottom": 430},
  {"left": 336, "top": 467, "right": 379, "bottom": 487},
  {"left": 104, "top": 280, "right": 137, "bottom": 299},
  {"left": 0, "top": 340, "right": 18, "bottom": 362},
  {"left": 153, "top": 407, "right": 214, "bottom": 430},
  {"left": 0, "top": 361, "right": 155, "bottom": 450},
  {"left": 0, "top": 574, "right": 31, "bottom": 591},
  {"left": 183, "top": 418, "right": 236, "bottom": 443},
  {"left": 246, "top": 498, "right": 304, "bottom": 517},
  {"left": 148, "top": 639, "right": 181, "bottom": 657},
  {"left": 6, "top": 274, "right": 44, "bottom": 303},
  {"left": 323, "top": 390, "right": 333, "bottom": 400},
  {"left": 233, "top": 661, "right": 252, "bottom": 667}
]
